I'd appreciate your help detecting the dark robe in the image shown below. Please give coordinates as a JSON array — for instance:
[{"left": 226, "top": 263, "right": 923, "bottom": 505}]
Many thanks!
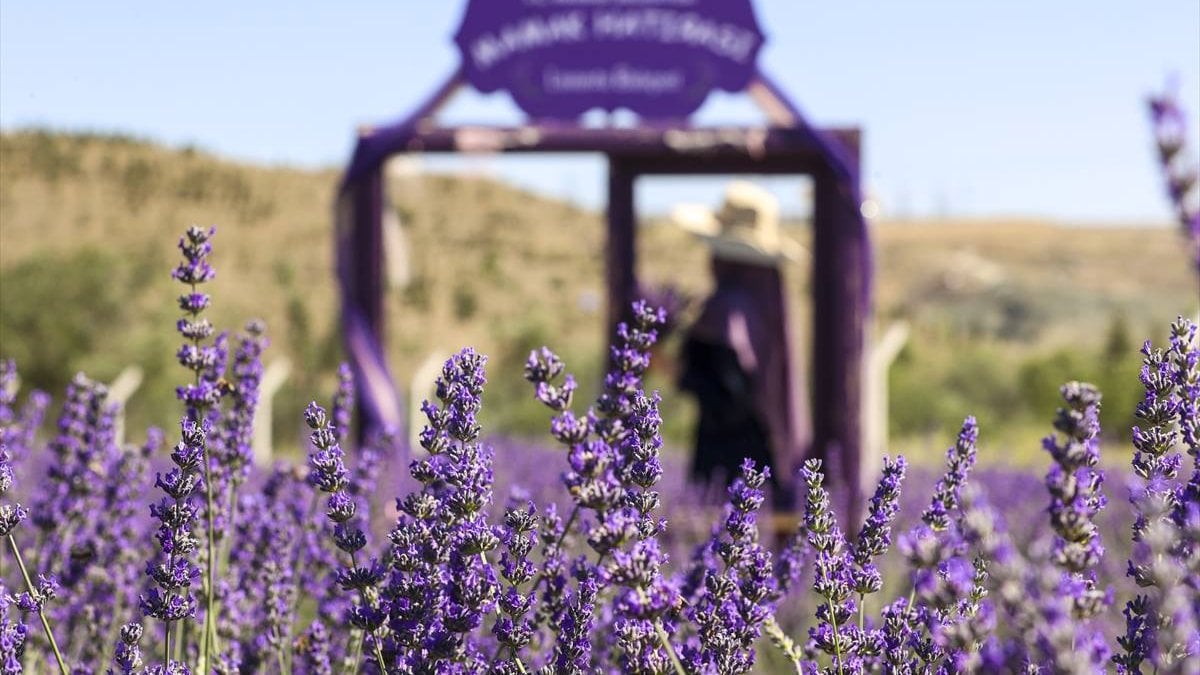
[{"left": 678, "top": 258, "right": 808, "bottom": 499}]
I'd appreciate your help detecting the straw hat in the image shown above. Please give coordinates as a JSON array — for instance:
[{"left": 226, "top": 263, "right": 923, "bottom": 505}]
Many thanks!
[{"left": 671, "top": 181, "right": 805, "bottom": 265}]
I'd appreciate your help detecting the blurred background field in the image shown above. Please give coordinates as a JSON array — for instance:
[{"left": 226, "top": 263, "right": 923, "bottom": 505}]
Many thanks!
[{"left": 1, "top": 129, "right": 1194, "bottom": 469}]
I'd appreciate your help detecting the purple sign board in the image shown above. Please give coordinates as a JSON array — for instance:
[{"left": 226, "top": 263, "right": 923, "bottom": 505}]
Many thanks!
[{"left": 454, "top": 0, "right": 765, "bottom": 120}]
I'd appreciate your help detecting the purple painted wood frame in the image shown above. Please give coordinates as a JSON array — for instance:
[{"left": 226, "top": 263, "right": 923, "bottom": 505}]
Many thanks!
[{"left": 336, "top": 70, "right": 871, "bottom": 517}]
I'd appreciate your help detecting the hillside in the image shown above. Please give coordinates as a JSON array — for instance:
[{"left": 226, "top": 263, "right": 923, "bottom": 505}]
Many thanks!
[{"left": 1, "top": 130, "right": 1196, "bottom": 462}]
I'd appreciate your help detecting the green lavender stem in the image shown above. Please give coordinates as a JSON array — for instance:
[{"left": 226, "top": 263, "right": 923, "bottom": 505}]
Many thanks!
[
  {"left": 202, "top": 439, "right": 219, "bottom": 668},
  {"left": 763, "top": 616, "right": 804, "bottom": 675},
  {"left": 349, "top": 550, "right": 388, "bottom": 672},
  {"left": 819, "top": 564, "right": 846, "bottom": 674},
  {"left": 8, "top": 534, "right": 68, "bottom": 674},
  {"left": 635, "top": 586, "right": 688, "bottom": 675}
]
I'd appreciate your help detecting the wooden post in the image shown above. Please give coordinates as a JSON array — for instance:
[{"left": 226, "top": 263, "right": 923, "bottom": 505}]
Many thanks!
[
  {"left": 606, "top": 156, "right": 637, "bottom": 338},
  {"left": 354, "top": 171, "right": 386, "bottom": 345},
  {"left": 811, "top": 163, "right": 869, "bottom": 526}
]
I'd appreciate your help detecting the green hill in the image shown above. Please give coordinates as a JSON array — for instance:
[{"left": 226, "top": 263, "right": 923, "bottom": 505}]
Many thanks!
[{"left": 1, "top": 130, "right": 1195, "bottom": 463}]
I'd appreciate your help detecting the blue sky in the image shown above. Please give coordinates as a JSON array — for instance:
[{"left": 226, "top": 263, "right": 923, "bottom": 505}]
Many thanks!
[{"left": 2, "top": 1, "right": 1197, "bottom": 222}]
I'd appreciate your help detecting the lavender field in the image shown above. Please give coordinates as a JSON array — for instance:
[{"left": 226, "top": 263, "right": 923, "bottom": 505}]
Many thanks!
[
  {"left": 0, "top": 225, "right": 1196, "bottom": 673},
  {"left": 2, "top": 2, "right": 1199, "bottom": 672}
]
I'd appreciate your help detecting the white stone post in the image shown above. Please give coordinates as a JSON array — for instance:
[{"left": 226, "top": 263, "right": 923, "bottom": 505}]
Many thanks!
[
  {"left": 107, "top": 366, "right": 144, "bottom": 447},
  {"left": 861, "top": 321, "right": 910, "bottom": 488},
  {"left": 252, "top": 358, "right": 292, "bottom": 466},
  {"left": 383, "top": 202, "right": 412, "bottom": 290}
]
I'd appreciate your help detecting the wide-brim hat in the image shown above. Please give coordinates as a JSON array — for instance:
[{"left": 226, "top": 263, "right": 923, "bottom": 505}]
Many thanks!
[{"left": 671, "top": 180, "right": 805, "bottom": 265}]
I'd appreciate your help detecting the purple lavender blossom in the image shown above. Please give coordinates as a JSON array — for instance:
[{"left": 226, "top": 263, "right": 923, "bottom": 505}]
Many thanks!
[
  {"left": 1116, "top": 323, "right": 1199, "bottom": 672},
  {"left": 110, "top": 622, "right": 145, "bottom": 674},
  {"left": 852, "top": 455, "right": 907, "bottom": 598},
  {"left": 141, "top": 421, "right": 205, "bottom": 660},
  {"left": 923, "top": 417, "right": 979, "bottom": 533},
  {"left": 172, "top": 226, "right": 226, "bottom": 419},
  {"left": 933, "top": 557, "right": 992, "bottom": 671},
  {"left": 889, "top": 417, "right": 980, "bottom": 670},
  {"left": 551, "top": 573, "right": 599, "bottom": 674},
  {"left": 520, "top": 302, "right": 668, "bottom": 661},
  {"left": 4, "top": 386, "right": 49, "bottom": 467},
  {"left": 0, "top": 586, "right": 28, "bottom": 675},
  {"left": 0, "top": 444, "right": 24, "bottom": 534},
  {"left": 143, "top": 661, "right": 192, "bottom": 674},
  {"left": 0, "top": 363, "right": 14, "bottom": 419},
  {"left": 384, "top": 348, "right": 500, "bottom": 671},
  {"left": 1167, "top": 319, "right": 1200, "bottom": 642},
  {"left": 304, "top": 401, "right": 387, "bottom": 669},
  {"left": 296, "top": 620, "right": 333, "bottom": 675},
  {"left": 689, "top": 459, "right": 779, "bottom": 673},
  {"left": 491, "top": 501, "right": 538, "bottom": 667},
  {"left": 32, "top": 374, "right": 103, "bottom": 542},
  {"left": 170, "top": 225, "right": 232, "bottom": 672},
  {"left": 1172, "top": 318, "right": 1200, "bottom": 460},
  {"left": 0, "top": 370, "right": 69, "bottom": 673},
  {"left": 800, "top": 458, "right": 856, "bottom": 671},
  {"left": 0, "top": 502, "right": 24, "bottom": 538},
  {"left": 1039, "top": 382, "right": 1111, "bottom": 669},
  {"left": 219, "top": 321, "right": 266, "bottom": 492},
  {"left": 1043, "top": 383, "right": 1110, "bottom": 610},
  {"left": 956, "top": 484, "right": 1039, "bottom": 670},
  {"left": 1148, "top": 84, "right": 1200, "bottom": 271},
  {"left": 898, "top": 418, "right": 979, "bottom": 616},
  {"left": 12, "top": 574, "right": 57, "bottom": 614},
  {"left": 252, "top": 560, "right": 294, "bottom": 672}
]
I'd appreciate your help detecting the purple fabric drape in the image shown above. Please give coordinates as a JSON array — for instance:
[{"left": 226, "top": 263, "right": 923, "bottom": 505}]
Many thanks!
[{"left": 685, "top": 258, "right": 809, "bottom": 484}]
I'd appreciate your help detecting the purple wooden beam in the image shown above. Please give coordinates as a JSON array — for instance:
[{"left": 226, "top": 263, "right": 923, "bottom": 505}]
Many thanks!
[
  {"left": 812, "top": 160, "right": 868, "bottom": 525},
  {"left": 352, "top": 125, "right": 860, "bottom": 162}
]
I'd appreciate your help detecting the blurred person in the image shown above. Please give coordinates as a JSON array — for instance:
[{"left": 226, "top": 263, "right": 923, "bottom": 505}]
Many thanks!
[{"left": 672, "top": 181, "right": 808, "bottom": 505}]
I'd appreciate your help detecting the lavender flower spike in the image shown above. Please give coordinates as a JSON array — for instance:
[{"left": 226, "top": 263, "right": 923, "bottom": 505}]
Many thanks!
[
  {"left": 852, "top": 455, "right": 907, "bottom": 599},
  {"left": 0, "top": 376, "right": 68, "bottom": 674},
  {"left": 141, "top": 420, "right": 206, "bottom": 666},
  {"left": 552, "top": 574, "right": 599, "bottom": 674},
  {"left": 110, "top": 623, "right": 145, "bottom": 674},
  {"left": 1116, "top": 329, "right": 1197, "bottom": 672},
  {"left": 172, "top": 225, "right": 224, "bottom": 419},
  {"left": 802, "top": 458, "right": 855, "bottom": 671},
  {"left": 492, "top": 501, "right": 538, "bottom": 669},
  {"left": 1043, "top": 383, "right": 1108, "bottom": 604},
  {"left": 923, "top": 416, "right": 979, "bottom": 532},
  {"left": 1040, "top": 382, "right": 1110, "bottom": 669},
  {"left": 0, "top": 586, "right": 28, "bottom": 674},
  {"left": 304, "top": 401, "right": 387, "bottom": 670},
  {"left": 691, "top": 459, "right": 779, "bottom": 673},
  {"left": 1169, "top": 317, "right": 1199, "bottom": 462},
  {"left": 891, "top": 417, "right": 980, "bottom": 669},
  {"left": 1148, "top": 82, "right": 1200, "bottom": 271},
  {"left": 170, "top": 224, "right": 228, "bottom": 670}
]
